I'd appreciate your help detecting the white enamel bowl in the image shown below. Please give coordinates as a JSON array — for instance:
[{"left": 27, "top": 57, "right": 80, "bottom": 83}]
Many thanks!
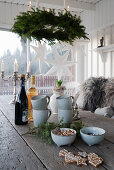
[
  {"left": 51, "top": 128, "right": 77, "bottom": 147},
  {"left": 80, "top": 127, "right": 105, "bottom": 146}
]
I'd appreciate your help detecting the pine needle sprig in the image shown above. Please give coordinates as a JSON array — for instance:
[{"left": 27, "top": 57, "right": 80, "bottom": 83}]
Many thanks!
[{"left": 25, "top": 121, "right": 83, "bottom": 144}]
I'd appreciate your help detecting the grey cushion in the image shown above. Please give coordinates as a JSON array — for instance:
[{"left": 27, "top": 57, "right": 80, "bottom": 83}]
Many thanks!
[
  {"left": 111, "top": 115, "right": 114, "bottom": 119},
  {"left": 95, "top": 106, "right": 114, "bottom": 118}
]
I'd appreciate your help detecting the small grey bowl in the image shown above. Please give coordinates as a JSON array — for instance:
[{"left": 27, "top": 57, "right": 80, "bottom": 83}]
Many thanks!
[
  {"left": 51, "top": 128, "right": 77, "bottom": 147},
  {"left": 80, "top": 127, "right": 105, "bottom": 146}
]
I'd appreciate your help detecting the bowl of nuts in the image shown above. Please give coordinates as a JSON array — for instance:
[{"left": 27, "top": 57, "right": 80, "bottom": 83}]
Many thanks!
[{"left": 51, "top": 128, "right": 77, "bottom": 147}]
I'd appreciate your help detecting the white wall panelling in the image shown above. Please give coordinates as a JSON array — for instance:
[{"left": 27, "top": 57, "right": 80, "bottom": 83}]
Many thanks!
[
  {"left": 84, "top": 43, "right": 88, "bottom": 80},
  {"left": 81, "top": 0, "right": 114, "bottom": 33},
  {"left": 87, "top": 24, "right": 114, "bottom": 78},
  {"left": 81, "top": 0, "right": 114, "bottom": 80}
]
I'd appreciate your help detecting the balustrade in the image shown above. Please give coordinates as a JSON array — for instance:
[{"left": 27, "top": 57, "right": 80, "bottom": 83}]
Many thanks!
[{"left": 0, "top": 75, "right": 75, "bottom": 96}]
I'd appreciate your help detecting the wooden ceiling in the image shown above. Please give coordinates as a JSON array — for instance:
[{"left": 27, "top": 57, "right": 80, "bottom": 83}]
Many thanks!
[
  {"left": 0, "top": 0, "right": 102, "bottom": 12},
  {"left": 0, "top": 0, "right": 101, "bottom": 5},
  {"left": 77, "top": 0, "right": 101, "bottom": 4}
]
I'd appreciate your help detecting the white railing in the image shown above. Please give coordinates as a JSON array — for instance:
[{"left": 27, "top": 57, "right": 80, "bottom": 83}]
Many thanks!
[{"left": 0, "top": 75, "right": 76, "bottom": 96}]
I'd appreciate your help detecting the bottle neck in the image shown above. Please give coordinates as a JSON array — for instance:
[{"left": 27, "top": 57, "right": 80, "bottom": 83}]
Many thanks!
[
  {"left": 31, "top": 76, "right": 35, "bottom": 88},
  {"left": 20, "top": 79, "right": 25, "bottom": 88},
  {"left": 31, "top": 83, "right": 35, "bottom": 88}
]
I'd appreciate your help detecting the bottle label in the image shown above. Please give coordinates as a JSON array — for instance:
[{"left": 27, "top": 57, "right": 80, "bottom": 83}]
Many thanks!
[{"left": 22, "top": 109, "right": 28, "bottom": 122}]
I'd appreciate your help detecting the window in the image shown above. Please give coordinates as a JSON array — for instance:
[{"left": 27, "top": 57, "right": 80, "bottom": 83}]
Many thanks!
[
  {"left": 0, "top": 30, "right": 75, "bottom": 95},
  {"left": 0, "top": 30, "right": 24, "bottom": 75}
]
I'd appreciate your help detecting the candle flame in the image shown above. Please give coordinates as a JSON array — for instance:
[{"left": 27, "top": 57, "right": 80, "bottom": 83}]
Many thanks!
[
  {"left": 47, "top": 9, "right": 49, "bottom": 12},
  {"left": 29, "top": 0, "right": 32, "bottom": 9},
  {"left": 28, "top": 60, "right": 31, "bottom": 65},
  {"left": 1, "top": 60, "right": 4, "bottom": 72},
  {"left": 14, "top": 58, "right": 17, "bottom": 64},
  {"left": 67, "top": 5, "right": 70, "bottom": 11}
]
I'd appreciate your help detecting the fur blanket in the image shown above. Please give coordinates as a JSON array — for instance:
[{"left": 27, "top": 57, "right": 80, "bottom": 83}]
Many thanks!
[
  {"left": 105, "top": 78, "right": 114, "bottom": 107},
  {"left": 76, "top": 77, "right": 114, "bottom": 112}
]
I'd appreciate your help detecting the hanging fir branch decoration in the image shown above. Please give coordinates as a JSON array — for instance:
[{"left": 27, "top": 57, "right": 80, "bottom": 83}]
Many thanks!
[{"left": 11, "top": 8, "right": 89, "bottom": 45}]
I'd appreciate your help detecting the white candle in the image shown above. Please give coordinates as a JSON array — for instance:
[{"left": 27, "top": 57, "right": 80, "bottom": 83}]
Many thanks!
[
  {"left": 17, "top": 63, "right": 18, "bottom": 73},
  {"left": 37, "top": 0, "right": 40, "bottom": 8},
  {"left": 29, "top": 0, "right": 32, "bottom": 9},
  {"left": 47, "top": 9, "right": 49, "bottom": 12},
  {"left": 1, "top": 60, "right": 4, "bottom": 72},
  {"left": 14, "top": 59, "right": 18, "bottom": 72},
  {"left": 67, "top": 5, "right": 69, "bottom": 12},
  {"left": 27, "top": 61, "right": 31, "bottom": 72}
]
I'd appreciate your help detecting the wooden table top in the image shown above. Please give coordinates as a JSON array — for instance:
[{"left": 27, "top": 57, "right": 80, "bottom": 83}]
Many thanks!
[{"left": 0, "top": 95, "right": 114, "bottom": 170}]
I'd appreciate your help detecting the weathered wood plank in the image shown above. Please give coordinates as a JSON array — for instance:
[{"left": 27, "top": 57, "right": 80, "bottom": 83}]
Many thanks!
[
  {"left": 0, "top": 98, "right": 104, "bottom": 170},
  {"left": 0, "top": 111, "right": 47, "bottom": 170},
  {"left": 0, "top": 96, "right": 113, "bottom": 170},
  {"left": 0, "top": 96, "right": 105, "bottom": 170},
  {"left": 0, "top": 95, "right": 30, "bottom": 135}
]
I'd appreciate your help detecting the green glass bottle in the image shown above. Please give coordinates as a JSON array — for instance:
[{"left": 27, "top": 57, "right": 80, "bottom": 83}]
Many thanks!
[{"left": 15, "top": 74, "right": 28, "bottom": 125}]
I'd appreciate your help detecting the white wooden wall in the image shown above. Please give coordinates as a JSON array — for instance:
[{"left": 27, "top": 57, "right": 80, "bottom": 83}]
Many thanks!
[
  {"left": 81, "top": 0, "right": 114, "bottom": 79},
  {"left": 87, "top": 25, "right": 114, "bottom": 78},
  {"left": 81, "top": 0, "right": 114, "bottom": 33}
]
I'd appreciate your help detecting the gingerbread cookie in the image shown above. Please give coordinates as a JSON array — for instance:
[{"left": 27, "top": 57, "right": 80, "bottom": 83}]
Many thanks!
[
  {"left": 77, "top": 156, "right": 87, "bottom": 166},
  {"left": 78, "top": 152, "right": 88, "bottom": 158},
  {"left": 59, "top": 150, "right": 103, "bottom": 168},
  {"left": 59, "top": 149, "right": 68, "bottom": 157},
  {"left": 99, "top": 157, "right": 104, "bottom": 162},
  {"left": 89, "top": 158, "right": 102, "bottom": 167},
  {"left": 65, "top": 152, "right": 77, "bottom": 163},
  {"left": 88, "top": 153, "right": 99, "bottom": 161},
  {"left": 88, "top": 153, "right": 103, "bottom": 167}
]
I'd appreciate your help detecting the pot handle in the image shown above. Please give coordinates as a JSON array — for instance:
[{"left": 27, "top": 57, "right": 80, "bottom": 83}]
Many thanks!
[
  {"left": 46, "top": 96, "right": 50, "bottom": 105},
  {"left": 48, "top": 109, "right": 51, "bottom": 119},
  {"left": 70, "top": 96, "right": 74, "bottom": 105}
]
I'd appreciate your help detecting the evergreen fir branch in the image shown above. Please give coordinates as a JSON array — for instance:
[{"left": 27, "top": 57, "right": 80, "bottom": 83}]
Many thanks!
[
  {"left": 25, "top": 121, "right": 83, "bottom": 144},
  {"left": 11, "top": 8, "right": 89, "bottom": 45}
]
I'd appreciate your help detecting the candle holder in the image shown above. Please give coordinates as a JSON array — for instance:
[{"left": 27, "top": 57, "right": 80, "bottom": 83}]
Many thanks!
[
  {"left": 1, "top": 71, "right": 5, "bottom": 79},
  {"left": 9, "top": 72, "right": 20, "bottom": 104},
  {"left": 26, "top": 72, "right": 31, "bottom": 91},
  {"left": 8, "top": 72, "right": 30, "bottom": 104},
  {"left": 1, "top": 70, "right": 30, "bottom": 104},
  {"left": 72, "top": 104, "right": 80, "bottom": 120},
  {"left": 26, "top": 72, "right": 30, "bottom": 80}
]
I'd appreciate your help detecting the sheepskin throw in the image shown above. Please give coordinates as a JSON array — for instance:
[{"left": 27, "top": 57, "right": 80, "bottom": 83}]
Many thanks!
[
  {"left": 76, "top": 77, "right": 114, "bottom": 112},
  {"left": 105, "top": 78, "right": 114, "bottom": 107}
]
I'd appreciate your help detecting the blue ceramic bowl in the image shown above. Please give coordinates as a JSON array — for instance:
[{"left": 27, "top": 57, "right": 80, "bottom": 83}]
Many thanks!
[
  {"left": 51, "top": 128, "right": 77, "bottom": 147},
  {"left": 80, "top": 127, "right": 105, "bottom": 146}
]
